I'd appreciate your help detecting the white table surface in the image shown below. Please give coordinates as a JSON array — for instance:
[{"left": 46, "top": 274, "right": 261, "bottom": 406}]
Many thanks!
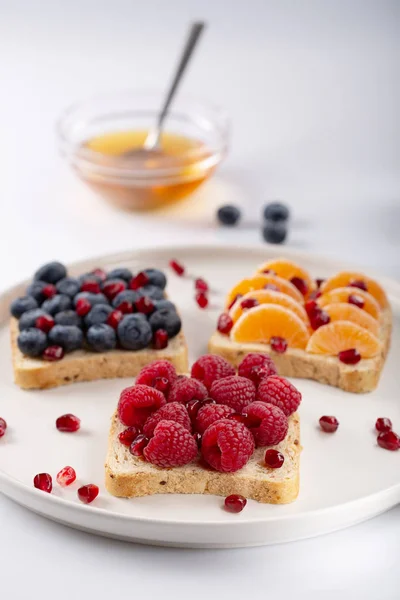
[{"left": 1, "top": 1, "right": 399, "bottom": 597}]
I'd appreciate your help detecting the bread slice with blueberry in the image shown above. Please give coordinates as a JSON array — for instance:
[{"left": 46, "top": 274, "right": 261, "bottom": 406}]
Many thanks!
[{"left": 10, "top": 261, "right": 189, "bottom": 390}]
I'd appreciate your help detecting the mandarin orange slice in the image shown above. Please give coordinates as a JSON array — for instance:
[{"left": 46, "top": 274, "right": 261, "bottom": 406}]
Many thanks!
[
  {"left": 323, "top": 302, "right": 380, "bottom": 337},
  {"left": 229, "top": 289, "right": 308, "bottom": 324},
  {"left": 321, "top": 271, "right": 388, "bottom": 308},
  {"left": 255, "top": 258, "right": 313, "bottom": 291},
  {"left": 225, "top": 274, "right": 304, "bottom": 308},
  {"left": 231, "top": 304, "right": 310, "bottom": 349},
  {"left": 306, "top": 321, "right": 381, "bottom": 358},
  {"left": 318, "top": 287, "right": 380, "bottom": 320}
]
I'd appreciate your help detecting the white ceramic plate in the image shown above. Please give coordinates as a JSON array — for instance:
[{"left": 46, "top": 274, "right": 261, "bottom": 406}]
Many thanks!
[{"left": 0, "top": 245, "right": 399, "bottom": 548}]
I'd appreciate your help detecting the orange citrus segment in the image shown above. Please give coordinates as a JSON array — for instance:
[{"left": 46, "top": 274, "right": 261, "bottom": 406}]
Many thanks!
[
  {"left": 230, "top": 289, "right": 308, "bottom": 324},
  {"left": 323, "top": 303, "right": 380, "bottom": 337},
  {"left": 255, "top": 258, "right": 313, "bottom": 291},
  {"left": 321, "top": 271, "right": 388, "bottom": 308},
  {"left": 318, "top": 287, "right": 380, "bottom": 320},
  {"left": 231, "top": 304, "right": 310, "bottom": 349},
  {"left": 225, "top": 274, "right": 304, "bottom": 308},
  {"left": 306, "top": 321, "right": 381, "bottom": 358}
]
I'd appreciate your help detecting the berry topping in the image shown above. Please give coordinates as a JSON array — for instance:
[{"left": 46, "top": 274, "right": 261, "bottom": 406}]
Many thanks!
[
  {"left": 348, "top": 294, "right": 365, "bottom": 309},
  {"left": 143, "top": 402, "right": 191, "bottom": 437},
  {"left": 0, "top": 418, "right": 7, "bottom": 438},
  {"left": 377, "top": 431, "right": 400, "bottom": 451},
  {"left": 48, "top": 325, "right": 83, "bottom": 352},
  {"left": 191, "top": 355, "right": 235, "bottom": 390},
  {"left": 349, "top": 279, "right": 368, "bottom": 292},
  {"left": 129, "top": 271, "right": 150, "bottom": 290},
  {"left": 224, "top": 494, "right": 247, "bottom": 513},
  {"left": 75, "top": 297, "right": 91, "bottom": 316},
  {"left": 54, "top": 310, "right": 82, "bottom": 327},
  {"left": 81, "top": 280, "right": 101, "bottom": 294},
  {"left": 238, "top": 353, "right": 278, "bottom": 385},
  {"left": 142, "top": 268, "right": 167, "bottom": 289},
  {"left": 117, "top": 314, "right": 152, "bottom": 350},
  {"left": 240, "top": 298, "right": 259, "bottom": 310},
  {"left": 87, "top": 324, "right": 117, "bottom": 352},
  {"left": 168, "top": 376, "right": 208, "bottom": 404},
  {"left": 228, "top": 294, "right": 243, "bottom": 310},
  {"left": 154, "top": 299, "right": 176, "bottom": 312},
  {"left": 195, "top": 403, "right": 235, "bottom": 434},
  {"left": 338, "top": 348, "right": 361, "bottom": 365},
  {"left": 290, "top": 276, "right": 308, "bottom": 296},
  {"left": 263, "top": 202, "right": 289, "bottom": 222},
  {"left": 90, "top": 268, "right": 107, "bottom": 282},
  {"left": 139, "top": 285, "right": 165, "bottom": 301},
  {"left": 244, "top": 401, "right": 288, "bottom": 446},
  {"left": 195, "top": 278, "right": 209, "bottom": 293},
  {"left": 41, "top": 294, "right": 72, "bottom": 315},
  {"left": 169, "top": 259, "right": 185, "bottom": 276},
  {"left": 17, "top": 328, "right": 47, "bottom": 357},
  {"left": 106, "top": 309, "right": 124, "bottom": 329},
  {"left": 210, "top": 376, "right": 256, "bottom": 412},
  {"left": 84, "top": 304, "right": 113, "bottom": 327},
  {"left": 309, "top": 289, "right": 322, "bottom": 300},
  {"left": 102, "top": 279, "right": 126, "bottom": 300},
  {"left": 77, "top": 484, "right": 99, "bottom": 504},
  {"left": 217, "top": 205, "right": 241, "bottom": 226},
  {"left": 257, "top": 376, "right": 301, "bottom": 416},
  {"left": 130, "top": 434, "right": 149, "bottom": 456},
  {"left": 309, "top": 308, "right": 331, "bottom": 330},
  {"left": 118, "top": 426, "right": 140, "bottom": 446},
  {"left": 149, "top": 308, "right": 181, "bottom": 339},
  {"left": 202, "top": 418, "right": 255, "bottom": 473},
  {"left": 135, "top": 296, "right": 155, "bottom": 315},
  {"left": 319, "top": 415, "right": 339, "bottom": 433},
  {"left": 34, "top": 261, "right": 67, "bottom": 284},
  {"left": 33, "top": 473, "right": 52, "bottom": 493},
  {"left": 18, "top": 308, "right": 47, "bottom": 331},
  {"left": 56, "top": 466, "right": 77, "bottom": 487},
  {"left": 195, "top": 292, "right": 209, "bottom": 309},
  {"left": 143, "top": 420, "right": 198, "bottom": 467},
  {"left": 118, "top": 384, "right": 166, "bottom": 428},
  {"left": 136, "top": 360, "right": 177, "bottom": 392},
  {"left": 10, "top": 295, "right": 38, "bottom": 318},
  {"left": 264, "top": 449, "right": 285, "bottom": 469},
  {"left": 316, "top": 278, "right": 325, "bottom": 288},
  {"left": 42, "top": 283, "right": 57, "bottom": 299},
  {"left": 112, "top": 290, "right": 140, "bottom": 309},
  {"left": 74, "top": 292, "right": 109, "bottom": 308},
  {"left": 42, "top": 345, "right": 64, "bottom": 361},
  {"left": 116, "top": 300, "right": 133, "bottom": 314},
  {"left": 153, "top": 329, "right": 169, "bottom": 349},
  {"left": 107, "top": 268, "right": 132, "bottom": 283},
  {"left": 305, "top": 299, "right": 319, "bottom": 317},
  {"left": 217, "top": 313, "right": 234, "bottom": 335},
  {"left": 375, "top": 418, "right": 393, "bottom": 433},
  {"left": 35, "top": 314, "right": 55, "bottom": 333},
  {"left": 26, "top": 281, "right": 49, "bottom": 303},
  {"left": 270, "top": 336, "right": 288, "bottom": 353},
  {"left": 262, "top": 222, "right": 287, "bottom": 244},
  {"left": 56, "top": 413, "right": 81, "bottom": 433}
]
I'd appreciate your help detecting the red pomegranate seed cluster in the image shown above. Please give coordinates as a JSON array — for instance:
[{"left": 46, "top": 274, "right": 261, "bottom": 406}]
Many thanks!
[
  {"left": 34, "top": 460, "right": 96, "bottom": 502},
  {"left": 374, "top": 418, "right": 400, "bottom": 451}
]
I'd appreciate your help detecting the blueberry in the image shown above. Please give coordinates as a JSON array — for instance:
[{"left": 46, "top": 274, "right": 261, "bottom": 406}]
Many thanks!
[
  {"left": 42, "top": 294, "right": 72, "bottom": 315},
  {"left": 154, "top": 299, "right": 176, "bottom": 312},
  {"left": 263, "top": 202, "right": 290, "bottom": 222},
  {"left": 262, "top": 221, "right": 287, "bottom": 244},
  {"left": 34, "top": 261, "right": 67, "bottom": 284},
  {"left": 19, "top": 309, "right": 47, "bottom": 331},
  {"left": 10, "top": 296, "right": 38, "bottom": 319},
  {"left": 112, "top": 290, "right": 140, "bottom": 309},
  {"left": 217, "top": 205, "right": 241, "bottom": 226},
  {"left": 48, "top": 325, "right": 83, "bottom": 352},
  {"left": 73, "top": 292, "right": 109, "bottom": 307},
  {"left": 26, "top": 280, "right": 48, "bottom": 303},
  {"left": 87, "top": 324, "right": 116, "bottom": 352},
  {"left": 142, "top": 269, "right": 167, "bottom": 290},
  {"left": 117, "top": 314, "right": 152, "bottom": 350},
  {"left": 54, "top": 310, "right": 82, "bottom": 327},
  {"left": 107, "top": 268, "right": 133, "bottom": 283},
  {"left": 149, "top": 308, "right": 181, "bottom": 338},
  {"left": 137, "top": 285, "right": 164, "bottom": 301},
  {"left": 84, "top": 304, "right": 113, "bottom": 328},
  {"left": 56, "top": 277, "right": 80, "bottom": 298},
  {"left": 17, "top": 328, "right": 47, "bottom": 357}
]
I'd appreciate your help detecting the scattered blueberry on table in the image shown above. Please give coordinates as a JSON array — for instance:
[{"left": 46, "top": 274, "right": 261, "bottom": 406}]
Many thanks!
[
  {"left": 217, "top": 205, "right": 241, "bottom": 226},
  {"left": 263, "top": 202, "right": 290, "bottom": 223}
]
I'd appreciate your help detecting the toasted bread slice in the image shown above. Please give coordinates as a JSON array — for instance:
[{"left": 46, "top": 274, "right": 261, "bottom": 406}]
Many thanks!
[
  {"left": 208, "top": 308, "right": 392, "bottom": 393},
  {"left": 105, "top": 411, "right": 301, "bottom": 504},
  {"left": 10, "top": 318, "right": 189, "bottom": 390}
]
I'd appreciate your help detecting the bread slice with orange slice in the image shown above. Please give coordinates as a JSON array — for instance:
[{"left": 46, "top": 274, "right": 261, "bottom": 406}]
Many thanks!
[{"left": 209, "top": 259, "right": 392, "bottom": 393}]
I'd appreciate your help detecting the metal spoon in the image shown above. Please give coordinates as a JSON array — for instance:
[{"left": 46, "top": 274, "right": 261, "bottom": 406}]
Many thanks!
[{"left": 123, "top": 21, "right": 206, "bottom": 160}]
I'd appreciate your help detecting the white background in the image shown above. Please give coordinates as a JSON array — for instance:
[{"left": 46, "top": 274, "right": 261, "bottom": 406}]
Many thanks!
[{"left": 0, "top": 0, "right": 399, "bottom": 598}]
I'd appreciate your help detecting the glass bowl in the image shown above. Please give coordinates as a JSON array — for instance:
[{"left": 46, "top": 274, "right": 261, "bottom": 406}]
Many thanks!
[{"left": 57, "top": 90, "right": 230, "bottom": 211}]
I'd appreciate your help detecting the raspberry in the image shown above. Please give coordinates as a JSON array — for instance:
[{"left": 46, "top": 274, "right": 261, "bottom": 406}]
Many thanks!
[
  {"left": 201, "top": 419, "right": 255, "bottom": 472},
  {"left": 143, "top": 420, "right": 198, "bottom": 467},
  {"left": 244, "top": 401, "right": 288, "bottom": 446},
  {"left": 257, "top": 375, "right": 301, "bottom": 416},
  {"left": 191, "top": 355, "right": 235, "bottom": 390},
  {"left": 210, "top": 376, "right": 256, "bottom": 413},
  {"left": 136, "top": 360, "right": 177, "bottom": 396},
  {"left": 143, "top": 402, "right": 191, "bottom": 437},
  {"left": 168, "top": 376, "right": 208, "bottom": 404},
  {"left": 195, "top": 403, "right": 235, "bottom": 434},
  {"left": 238, "top": 353, "right": 278, "bottom": 386},
  {"left": 118, "top": 384, "right": 166, "bottom": 428}
]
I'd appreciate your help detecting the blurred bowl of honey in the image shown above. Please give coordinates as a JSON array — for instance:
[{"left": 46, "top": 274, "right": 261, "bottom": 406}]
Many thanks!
[{"left": 57, "top": 90, "right": 230, "bottom": 211}]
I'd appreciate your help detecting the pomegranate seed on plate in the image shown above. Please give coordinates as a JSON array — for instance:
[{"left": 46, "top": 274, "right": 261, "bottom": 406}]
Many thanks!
[
  {"left": 169, "top": 259, "right": 185, "bottom": 276},
  {"left": 35, "top": 315, "right": 55, "bottom": 333},
  {"left": 265, "top": 449, "right": 285, "bottom": 469},
  {"left": 106, "top": 309, "right": 124, "bottom": 329},
  {"left": 81, "top": 280, "right": 101, "bottom": 294},
  {"left": 217, "top": 313, "right": 234, "bottom": 335},
  {"left": 76, "top": 298, "right": 91, "bottom": 317},
  {"left": 224, "top": 494, "right": 247, "bottom": 513},
  {"left": 43, "top": 345, "right": 64, "bottom": 361},
  {"left": 0, "top": 417, "right": 7, "bottom": 438},
  {"left": 118, "top": 427, "right": 139, "bottom": 446},
  {"left": 42, "top": 284, "right": 57, "bottom": 299},
  {"left": 195, "top": 292, "right": 208, "bottom": 309},
  {"left": 195, "top": 278, "right": 209, "bottom": 293},
  {"left": 290, "top": 276, "right": 308, "bottom": 296},
  {"left": 56, "top": 466, "right": 77, "bottom": 487},
  {"left": 56, "top": 413, "right": 81, "bottom": 433},
  {"left": 319, "top": 415, "right": 339, "bottom": 433},
  {"left": 33, "top": 473, "right": 52, "bottom": 493},
  {"left": 77, "top": 484, "right": 99, "bottom": 504},
  {"left": 153, "top": 329, "right": 168, "bottom": 349},
  {"left": 129, "top": 271, "right": 150, "bottom": 290},
  {"left": 270, "top": 336, "right": 288, "bottom": 354},
  {"left": 338, "top": 348, "right": 361, "bottom": 365},
  {"left": 377, "top": 431, "right": 400, "bottom": 451},
  {"left": 375, "top": 418, "right": 392, "bottom": 433},
  {"left": 130, "top": 434, "right": 149, "bottom": 456},
  {"left": 348, "top": 294, "right": 365, "bottom": 309}
]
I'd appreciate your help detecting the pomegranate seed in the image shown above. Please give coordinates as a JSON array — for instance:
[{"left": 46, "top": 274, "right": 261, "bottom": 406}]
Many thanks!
[
  {"left": 377, "top": 431, "right": 400, "bottom": 451},
  {"left": 290, "top": 276, "right": 308, "bottom": 296},
  {"left": 129, "top": 271, "right": 150, "bottom": 290},
  {"left": 309, "top": 289, "right": 322, "bottom": 300},
  {"left": 130, "top": 434, "right": 149, "bottom": 456},
  {"left": 42, "top": 345, "right": 64, "bottom": 361},
  {"left": 338, "top": 348, "right": 361, "bottom": 365},
  {"left": 118, "top": 426, "right": 139, "bottom": 446},
  {"left": 117, "top": 300, "right": 133, "bottom": 314},
  {"left": 195, "top": 278, "right": 209, "bottom": 293},
  {"left": 81, "top": 280, "right": 101, "bottom": 294},
  {"left": 375, "top": 418, "right": 393, "bottom": 433},
  {"left": 135, "top": 296, "right": 155, "bottom": 315},
  {"left": 169, "top": 259, "right": 185, "bottom": 276},
  {"left": 195, "top": 292, "right": 209, "bottom": 309},
  {"left": 262, "top": 269, "right": 276, "bottom": 275},
  {"left": 309, "top": 309, "right": 330, "bottom": 330},
  {"left": 265, "top": 449, "right": 285, "bottom": 469},
  {"left": 33, "top": 473, "right": 52, "bottom": 493},
  {"left": 76, "top": 298, "right": 91, "bottom": 316},
  {"left": 264, "top": 283, "right": 279, "bottom": 291},
  {"left": 200, "top": 397, "right": 216, "bottom": 406},
  {"left": 228, "top": 294, "right": 242, "bottom": 310},
  {"left": 193, "top": 432, "right": 202, "bottom": 448},
  {"left": 77, "top": 484, "right": 99, "bottom": 504},
  {"left": 0, "top": 417, "right": 7, "bottom": 438},
  {"left": 106, "top": 309, "right": 124, "bottom": 329},
  {"left": 350, "top": 279, "right": 368, "bottom": 292},
  {"left": 186, "top": 399, "right": 202, "bottom": 422},
  {"left": 315, "top": 278, "right": 325, "bottom": 288},
  {"left": 217, "top": 313, "right": 234, "bottom": 335},
  {"left": 42, "top": 284, "right": 57, "bottom": 299},
  {"left": 91, "top": 268, "right": 107, "bottom": 282},
  {"left": 348, "top": 294, "right": 365, "bottom": 309},
  {"left": 270, "top": 336, "right": 288, "bottom": 353},
  {"left": 228, "top": 412, "right": 248, "bottom": 425},
  {"left": 153, "top": 329, "right": 168, "bottom": 349},
  {"left": 56, "top": 466, "right": 76, "bottom": 487},
  {"left": 240, "top": 298, "right": 259, "bottom": 310},
  {"left": 319, "top": 415, "right": 339, "bottom": 433},
  {"left": 35, "top": 314, "right": 55, "bottom": 333},
  {"left": 56, "top": 413, "right": 81, "bottom": 433},
  {"left": 102, "top": 280, "right": 125, "bottom": 300},
  {"left": 305, "top": 300, "right": 319, "bottom": 317},
  {"left": 154, "top": 377, "right": 170, "bottom": 395},
  {"left": 224, "top": 494, "right": 247, "bottom": 513}
]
